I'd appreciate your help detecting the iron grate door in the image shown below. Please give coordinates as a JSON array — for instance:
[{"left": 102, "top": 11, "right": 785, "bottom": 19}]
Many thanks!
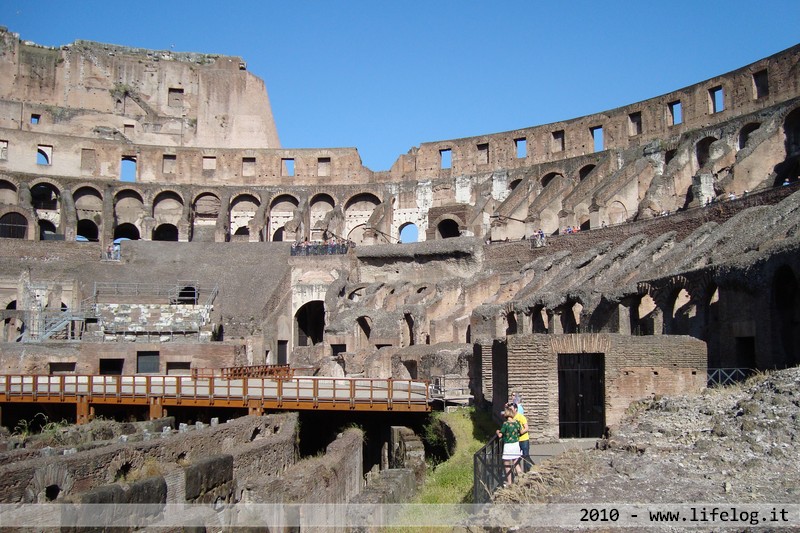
[{"left": 558, "top": 353, "right": 605, "bottom": 438}]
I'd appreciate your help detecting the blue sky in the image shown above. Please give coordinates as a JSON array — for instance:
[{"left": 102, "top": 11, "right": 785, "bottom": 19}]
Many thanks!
[{"left": 3, "top": 1, "right": 799, "bottom": 171}]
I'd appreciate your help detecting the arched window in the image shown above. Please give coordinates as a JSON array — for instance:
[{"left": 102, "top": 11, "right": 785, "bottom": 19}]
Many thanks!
[
  {"left": 399, "top": 223, "right": 418, "bottom": 243},
  {"left": 0, "top": 212, "right": 27, "bottom": 239}
]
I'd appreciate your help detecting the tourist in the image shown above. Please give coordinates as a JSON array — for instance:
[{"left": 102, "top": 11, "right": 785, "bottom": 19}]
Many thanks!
[
  {"left": 496, "top": 406, "right": 523, "bottom": 485},
  {"left": 784, "top": 178, "right": 791, "bottom": 186},
  {"left": 106, "top": 244, "right": 113, "bottom": 260},
  {"left": 510, "top": 401, "right": 531, "bottom": 472}
]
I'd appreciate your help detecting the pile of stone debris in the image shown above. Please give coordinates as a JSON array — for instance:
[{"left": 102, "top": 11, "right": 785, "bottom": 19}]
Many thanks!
[{"left": 494, "top": 367, "right": 799, "bottom": 523}]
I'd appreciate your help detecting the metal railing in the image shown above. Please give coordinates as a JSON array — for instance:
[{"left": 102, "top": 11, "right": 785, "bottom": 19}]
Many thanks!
[
  {"left": 0, "top": 374, "right": 431, "bottom": 412},
  {"left": 707, "top": 367, "right": 754, "bottom": 387},
  {"left": 473, "top": 434, "right": 522, "bottom": 503}
]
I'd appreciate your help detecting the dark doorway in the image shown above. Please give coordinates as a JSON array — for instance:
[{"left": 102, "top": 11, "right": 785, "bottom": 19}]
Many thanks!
[
  {"left": 153, "top": 224, "right": 179, "bottom": 241},
  {"left": 403, "top": 360, "right": 418, "bottom": 379},
  {"left": 114, "top": 223, "right": 140, "bottom": 240},
  {"left": 734, "top": 337, "right": 756, "bottom": 369},
  {"left": 77, "top": 219, "right": 99, "bottom": 241},
  {"left": 437, "top": 219, "right": 460, "bottom": 239},
  {"left": 558, "top": 353, "right": 605, "bottom": 438},
  {"left": 505, "top": 312, "right": 518, "bottom": 335},
  {"left": 99, "top": 358, "right": 124, "bottom": 375},
  {"left": 491, "top": 340, "right": 508, "bottom": 411},
  {"left": 296, "top": 301, "right": 325, "bottom": 346},
  {"left": 277, "top": 340, "right": 288, "bottom": 365}
]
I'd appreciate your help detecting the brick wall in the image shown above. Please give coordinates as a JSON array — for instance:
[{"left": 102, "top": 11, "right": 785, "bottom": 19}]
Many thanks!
[{"left": 497, "top": 334, "right": 706, "bottom": 442}]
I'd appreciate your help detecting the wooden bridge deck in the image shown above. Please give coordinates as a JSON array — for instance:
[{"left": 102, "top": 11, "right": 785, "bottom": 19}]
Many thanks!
[{"left": 0, "top": 374, "right": 431, "bottom": 423}]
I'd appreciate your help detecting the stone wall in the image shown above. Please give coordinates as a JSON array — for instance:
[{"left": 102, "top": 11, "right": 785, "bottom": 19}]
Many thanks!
[
  {"left": 484, "top": 334, "right": 708, "bottom": 441},
  {"left": 0, "top": 414, "right": 297, "bottom": 503},
  {"left": 241, "top": 427, "right": 363, "bottom": 504}
]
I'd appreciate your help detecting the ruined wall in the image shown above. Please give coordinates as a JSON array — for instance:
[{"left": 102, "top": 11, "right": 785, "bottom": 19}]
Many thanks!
[
  {"left": 494, "top": 334, "right": 707, "bottom": 441},
  {"left": 241, "top": 427, "right": 363, "bottom": 504},
  {"left": 0, "top": 414, "right": 296, "bottom": 503},
  {"left": 0, "top": 29, "right": 280, "bottom": 150}
]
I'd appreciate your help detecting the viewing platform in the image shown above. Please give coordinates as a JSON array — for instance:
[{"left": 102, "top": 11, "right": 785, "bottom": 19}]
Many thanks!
[{"left": 0, "top": 373, "right": 431, "bottom": 424}]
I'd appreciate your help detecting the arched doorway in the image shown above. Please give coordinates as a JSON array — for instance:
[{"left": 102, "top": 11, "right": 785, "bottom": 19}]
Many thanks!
[
  {"left": 296, "top": 301, "right": 325, "bottom": 347},
  {"left": 114, "top": 223, "right": 140, "bottom": 241},
  {"left": 38, "top": 220, "right": 56, "bottom": 240},
  {"left": 436, "top": 219, "right": 460, "bottom": 239},
  {"left": 77, "top": 219, "right": 99, "bottom": 242},
  {"left": 153, "top": 224, "right": 178, "bottom": 241}
]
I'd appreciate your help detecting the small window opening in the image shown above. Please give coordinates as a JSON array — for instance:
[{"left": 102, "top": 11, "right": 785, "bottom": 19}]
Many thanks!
[
  {"left": 0, "top": 140, "right": 7, "bottom": 160},
  {"left": 168, "top": 88, "right": 184, "bottom": 108},
  {"left": 752, "top": 69, "right": 769, "bottom": 99},
  {"left": 709, "top": 86, "right": 724, "bottom": 114},
  {"left": 37, "top": 145, "right": 52, "bottom": 166},
  {"left": 202, "top": 156, "right": 216, "bottom": 171},
  {"left": 552, "top": 130, "right": 565, "bottom": 152},
  {"left": 440, "top": 148, "right": 452, "bottom": 169},
  {"left": 282, "top": 158, "right": 295, "bottom": 176},
  {"left": 317, "top": 157, "right": 331, "bottom": 177},
  {"left": 477, "top": 143, "right": 489, "bottom": 165},
  {"left": 123, "top": 123, "right": 134, "bottom": 135},
  {"left": 120, "top": 156, "right": 137, "bottom": 182},
  {"left": 49, "top": 362, "right": 76, "bottom": 374},
  {"left": 136, "top": 351, "right": 160, "bottom": 374},
  {"left": 242, "top": 157, "right": 256, "bottom": 177},
  {"left": 30, "top": 114, "right": 41, "bottom": 125},
  {"left": 162, "top": 154, "right": 176, "bottom": 174},
  {"left": 668, "top": 101, "right": 682, "bottom": 126},
  {"left": 628, "top": 112, "right": 643, "bottom": 136},
  {"left": 590, "top": 126, "right": 604, "bottom": 152},
  {"left": 514, "top": 138, "right": 527, "bottom": 159}
]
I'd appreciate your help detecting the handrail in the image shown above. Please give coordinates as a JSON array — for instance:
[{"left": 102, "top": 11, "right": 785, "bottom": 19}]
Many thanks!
[{"left": 0, "top": 374, "right": 431, "bottom": 412}]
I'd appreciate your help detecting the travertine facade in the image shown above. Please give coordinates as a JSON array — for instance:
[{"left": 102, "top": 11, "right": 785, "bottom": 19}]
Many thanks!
[{"left": 0, "top": 28, "right": 799, "bottom": 441}]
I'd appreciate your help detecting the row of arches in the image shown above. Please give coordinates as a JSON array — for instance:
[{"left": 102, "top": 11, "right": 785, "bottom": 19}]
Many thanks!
[
  {"left": 495, "top": 265, "right": 798, "bottom": 370},
  {"left": 0, "top": 180, "right": 414, "bottom": 243}
]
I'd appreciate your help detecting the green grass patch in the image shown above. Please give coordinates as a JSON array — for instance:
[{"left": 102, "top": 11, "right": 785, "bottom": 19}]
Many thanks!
[{"left": 416, "top": 407, "right": 494, "bottom": 504}]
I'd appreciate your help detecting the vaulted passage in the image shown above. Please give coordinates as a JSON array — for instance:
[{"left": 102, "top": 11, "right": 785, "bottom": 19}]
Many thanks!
[{"left": 296, "top": 301, "right": 325, "bottom": 346}]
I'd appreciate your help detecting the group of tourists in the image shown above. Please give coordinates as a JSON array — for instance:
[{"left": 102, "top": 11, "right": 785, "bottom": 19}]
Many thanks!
[
  {"left": 529, "top": 229, "right": 547, "bottom": 248},
  {"left": 495, "top": 393, "right": 530, "bottom": 485},
  {"left": 289, "top": 238, "right": 354, "bottom": 256}
]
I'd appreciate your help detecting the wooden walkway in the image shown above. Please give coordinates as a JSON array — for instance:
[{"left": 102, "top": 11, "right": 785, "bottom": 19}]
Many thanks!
[{"left": 0, "top": 374, "right": 431, "bottom": 423}]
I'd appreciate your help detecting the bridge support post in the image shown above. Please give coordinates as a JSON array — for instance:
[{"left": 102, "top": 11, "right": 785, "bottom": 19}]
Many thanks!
[
  {"left": 149, "top": 399, "right": 165, "bottom": 420},
  {"left": 248, "top": 400, "right": 263, "bottom": 417},
  {"left": 76, "top": 398, "right": 91, "bottom": 425}
]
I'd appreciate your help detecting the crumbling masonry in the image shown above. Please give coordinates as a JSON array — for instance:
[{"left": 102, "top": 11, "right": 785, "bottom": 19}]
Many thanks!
[{"left": 0, "top": 28, "right": 798, "bottom": 445}]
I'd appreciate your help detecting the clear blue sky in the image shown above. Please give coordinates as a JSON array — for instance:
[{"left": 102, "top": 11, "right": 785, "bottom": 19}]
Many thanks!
[{"left": 3, "top": 1, "right": 799, "bottom": 171}]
